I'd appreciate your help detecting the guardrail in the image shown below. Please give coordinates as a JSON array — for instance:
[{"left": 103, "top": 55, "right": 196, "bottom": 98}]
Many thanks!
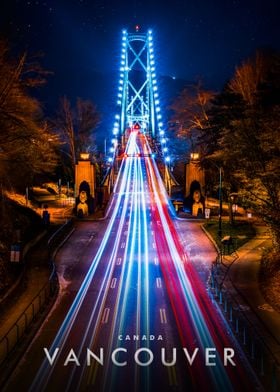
[
  {"left": 0, "top": 219, "right": 73, "bottom": 368},
  {"left": 210, "top": 262, "right": 280, "bottom": 390}
]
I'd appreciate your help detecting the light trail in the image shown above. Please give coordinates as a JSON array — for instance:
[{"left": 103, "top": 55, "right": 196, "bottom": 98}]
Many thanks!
[
  {"left": 25, "top": 130, "right": 259, "bottom": 392},
  {"left": 30, "top": 133, "right": 135, "bottom": 391}
]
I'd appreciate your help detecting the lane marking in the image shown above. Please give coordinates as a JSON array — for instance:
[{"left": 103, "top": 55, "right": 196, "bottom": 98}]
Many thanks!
[
  {"left": 151, "top": 231, "right": 154, "bottom": 236},
  {"left": 159, "top": 308, "right": 167, "bottom": 324},
  {"left": 110, "top": 278, "right": 117, "bottom": 289},
  {"left": 117, "top": 257, "right": 122, "bottom": 265},
  {"left": 156, "top": 278, "right": 162, "bottom": 288},
  {"left": 152, "top": 242, "right": 156, "bottom": 249},
  {"left": 91, "top": 362, "right": 99, "bottom": 386},
  {"left": 121, "top": 242, "right": 125, "bottom": 249},
  {"left": 167, "top": 367, "right": 178, "bottom": 386},
  {"left": 102, "top": 308, "right": 110, "bottom": 324},
  {"left": 154, "top": 257, "right": 158, "bottom": 266}
]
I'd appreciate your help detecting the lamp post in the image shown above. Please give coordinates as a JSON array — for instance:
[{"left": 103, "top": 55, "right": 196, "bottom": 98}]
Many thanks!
[
  {"left": 218, "top": 166, "right": 222, "bottom": 238},
  {"left": 208, "top": 160, "right": 223, "bottom": 237}
]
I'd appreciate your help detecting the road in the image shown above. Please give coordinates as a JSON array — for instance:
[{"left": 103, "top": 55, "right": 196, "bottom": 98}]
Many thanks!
[{"left": 5, "top": 131, "right": 262, "bottom": 392}]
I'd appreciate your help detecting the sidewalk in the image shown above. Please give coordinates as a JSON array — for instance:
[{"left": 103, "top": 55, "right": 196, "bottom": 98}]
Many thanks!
[
  {"left": 215, "top": 225, "right": 280, "bottom": 363},
  {"left": 176, "top": 217, "right": 280, "bottom": 388},
  {"left": 0, "top": 226, "right": 56, "bottom": 342},
  {"left": 0, "top": 206, "right": 105, "bottom": 345}
]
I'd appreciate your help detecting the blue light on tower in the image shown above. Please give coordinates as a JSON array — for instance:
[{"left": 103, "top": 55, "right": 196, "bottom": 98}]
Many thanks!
[{"left": 110, "top": 28, "right": 170, "bottom": 162}]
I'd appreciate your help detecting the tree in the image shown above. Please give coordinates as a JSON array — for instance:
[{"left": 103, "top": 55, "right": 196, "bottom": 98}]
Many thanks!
[
  {"left": 202, "top": 51, "right": 280, "bottom": 251},
  {"left": 169, "top": 81, "right": 215, "bottom": 162},
  {"left": 54, "top": 96, "right": 100, "bottom": 180},
  {"left": 0, "top": 39, "right": 58, "bottom": 190}
]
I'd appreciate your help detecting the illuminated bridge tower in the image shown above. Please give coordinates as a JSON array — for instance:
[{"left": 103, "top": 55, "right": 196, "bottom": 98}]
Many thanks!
[
  {"left": 106, "top": 28, "right": 175, "bottom": 195},
  {"left": 116, "top": 29, "right": 164, "bottom": 144}
]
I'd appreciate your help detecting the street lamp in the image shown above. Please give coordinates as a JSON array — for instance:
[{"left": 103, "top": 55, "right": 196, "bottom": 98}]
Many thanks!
[
  {"left": 218, "top": 166, "right": 222, "bottom": 238},
  {"left": 208, "top": 160, "right": 223, "bottom": 237}
]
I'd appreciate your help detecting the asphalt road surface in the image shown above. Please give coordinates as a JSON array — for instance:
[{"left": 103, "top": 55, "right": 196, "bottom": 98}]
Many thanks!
[{"left": 4, "top": 132, "right": 263, "bottom": 392}]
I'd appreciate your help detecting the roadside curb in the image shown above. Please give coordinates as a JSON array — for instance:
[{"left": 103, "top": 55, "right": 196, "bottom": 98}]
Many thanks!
[{"left": 200, "top": 223, "right": 220, "bottom": 256}]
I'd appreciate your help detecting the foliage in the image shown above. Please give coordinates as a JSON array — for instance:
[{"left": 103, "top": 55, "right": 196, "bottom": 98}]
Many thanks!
[
  {"left": 202, "top": 50, "right": 280, "bottom": 251},
  {"left": 0, "top": 39, "right": 59, "bottom": 190},
  {"left": 169, "top": 81, "right": 215, "bottom": 153}
]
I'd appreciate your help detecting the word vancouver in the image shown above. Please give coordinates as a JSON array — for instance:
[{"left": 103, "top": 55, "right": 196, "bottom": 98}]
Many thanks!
[{"left": 44, "top": 347, "right": 236, "bottom": 367}]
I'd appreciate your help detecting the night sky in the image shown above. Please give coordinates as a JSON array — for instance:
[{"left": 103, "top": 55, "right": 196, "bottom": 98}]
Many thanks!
[{"left": 0, "top": 0, "right": 279, "bottom": 128}]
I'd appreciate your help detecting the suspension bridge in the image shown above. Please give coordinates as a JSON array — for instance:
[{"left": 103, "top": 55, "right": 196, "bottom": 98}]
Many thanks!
[{"left": 4, "top": 28, "right": 262, "bottom": 392}]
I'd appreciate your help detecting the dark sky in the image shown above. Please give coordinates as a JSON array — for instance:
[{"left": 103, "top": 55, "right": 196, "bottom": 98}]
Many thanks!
[{"left": 0, "top": 0, "right": 279, "bottom": 118}]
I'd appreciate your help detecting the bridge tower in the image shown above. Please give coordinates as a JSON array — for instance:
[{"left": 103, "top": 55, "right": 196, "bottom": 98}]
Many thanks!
[
  {"left": 105, "top": 28, "right": 175, "bottom": 194},
  {"left": 115, "top": 28, "right": 164, "bottom": 145}
]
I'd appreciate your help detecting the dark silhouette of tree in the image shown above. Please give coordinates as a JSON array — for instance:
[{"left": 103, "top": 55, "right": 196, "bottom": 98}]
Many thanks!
[
  {"left": 0, "top": 39, "right": 58, "bottom": 190},
  {"left": 54, "top": 96, "right": 100, "bottom": 180},
  {"left": 170, "top": 81, "right": 215, "bottom": 153},
  {"left": 201, "top": 51, "right": 280, "bottom": 251}
]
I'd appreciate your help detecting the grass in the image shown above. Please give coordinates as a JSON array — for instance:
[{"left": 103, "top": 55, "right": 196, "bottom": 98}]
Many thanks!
[{"left": 204, "top": 219, "right": 256, "bottom": 254}]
